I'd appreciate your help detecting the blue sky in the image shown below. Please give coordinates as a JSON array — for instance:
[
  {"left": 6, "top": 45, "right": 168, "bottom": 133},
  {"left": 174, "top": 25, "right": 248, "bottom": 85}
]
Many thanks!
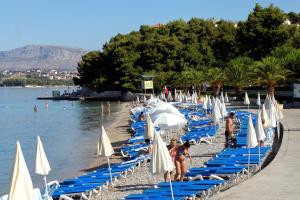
[{"left": 0, "top": 0, "right": 299, "bottom": 51}]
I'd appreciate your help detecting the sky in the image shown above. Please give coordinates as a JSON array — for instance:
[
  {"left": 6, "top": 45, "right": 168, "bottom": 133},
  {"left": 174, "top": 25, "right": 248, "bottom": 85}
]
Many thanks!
[{"left": 0, "top": 0, "right": 299, "bottom": 51}]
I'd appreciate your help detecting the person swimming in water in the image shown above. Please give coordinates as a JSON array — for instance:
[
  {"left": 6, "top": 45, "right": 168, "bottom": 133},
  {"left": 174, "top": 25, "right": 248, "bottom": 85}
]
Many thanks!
[{"left": 34, "top": 105, "right": 38, "bottom": 112}]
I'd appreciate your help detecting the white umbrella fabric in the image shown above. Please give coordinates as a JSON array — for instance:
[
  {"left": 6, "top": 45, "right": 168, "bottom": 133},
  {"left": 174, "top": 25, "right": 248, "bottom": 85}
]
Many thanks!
[
  {"left": 8, "top": 141, "right": 34, "bottom": 200},
  {"left": 224, "top": 92, "right": 229, "bottom": 103},
  {"left": 150, "top": 133, "right": 175, "bottom": 200},
  {"left": 244, "top": 92, "right": 250, "bottom": 111},
  {"left": 246, "top": 115, "right": 258, "bottom": 177},
  {"left": 35, "top": 136, "right": 51, "bottom": 200},
  {"left": 212, "top": 103, "right": 221, "bottom": 124},
  {"left": 153, "top": 113, "right": 187, "bottom": 130},
  {"left": 145, "top": 114, "right": 155, "bottom": 140},
  {"left": 256, "top": 93, "right": 261, "bottom": 108},
  {"left": 221, "top": 102, "right": 227, "bottom": 119},
  {"left": 255, "top": 110, "right": 266, "bottom": 169},
  {"left": 268, "top": 102, "right": 277, "bottom": 128},
  {"left": 208, "top": 96, "right": 212, "bottom": 110},
  {"left": 202, "top": 97, "right": 208, "bottom": 114},
  {"left": 220, "top": 92, "right": 224, "bottom": 103},
  {"left": 261, "top": 104, "right": 271, "bottom": 128},
  {"left": 97, "top": 126, "right": 114, "bottom": 182}
]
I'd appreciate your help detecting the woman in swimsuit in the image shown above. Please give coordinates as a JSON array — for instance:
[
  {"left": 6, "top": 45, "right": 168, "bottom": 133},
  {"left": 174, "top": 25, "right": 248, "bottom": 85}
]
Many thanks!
[
  {"left": 174, "top": 141, "right": 192, "bottom": 182},
  {"left": 164, "top": 138, "right": 177, "bottom": 182}
]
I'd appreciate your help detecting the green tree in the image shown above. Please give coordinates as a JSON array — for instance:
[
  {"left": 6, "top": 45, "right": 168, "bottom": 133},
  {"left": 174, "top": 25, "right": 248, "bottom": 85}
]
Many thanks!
[
  {"left": 225, "top": 57, "right": 254, "bottom": 99},
  {"left": 206, "top": 67, "right": 227, "bottom": 96},
  {"left": 253, "top": 56, "right": 293, "bottom": 96},
  {"left": 236, "top": 4, "right": 290, "bottom": 59}
]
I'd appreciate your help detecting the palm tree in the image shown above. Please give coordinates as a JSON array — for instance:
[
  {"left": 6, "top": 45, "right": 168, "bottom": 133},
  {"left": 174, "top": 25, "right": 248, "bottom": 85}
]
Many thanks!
[
  {"left": 206, "top": 67, "right": 227, "bottom": 96},
  {"left": 225, "top": 57, "right": 253, "bottom": 99},
  {"left": 254, "top": 56, "right": 293, "bottom": 96}
]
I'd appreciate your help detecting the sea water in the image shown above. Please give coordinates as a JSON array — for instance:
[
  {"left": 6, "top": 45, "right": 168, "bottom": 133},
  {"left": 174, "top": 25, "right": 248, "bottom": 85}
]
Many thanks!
[{"left": 0, "top": 87, "right": 121, "bottom": 195}]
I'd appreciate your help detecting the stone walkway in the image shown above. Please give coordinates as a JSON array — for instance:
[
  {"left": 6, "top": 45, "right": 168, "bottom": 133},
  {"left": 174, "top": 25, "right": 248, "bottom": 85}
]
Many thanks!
[{"left": 211, "top": 109, "right": 300, "bottom": 200}]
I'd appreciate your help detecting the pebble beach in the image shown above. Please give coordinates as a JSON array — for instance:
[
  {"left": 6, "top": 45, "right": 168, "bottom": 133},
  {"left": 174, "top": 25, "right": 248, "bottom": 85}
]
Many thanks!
[{"left": 86, "top": 102, "right": 226, "bottom": 200}]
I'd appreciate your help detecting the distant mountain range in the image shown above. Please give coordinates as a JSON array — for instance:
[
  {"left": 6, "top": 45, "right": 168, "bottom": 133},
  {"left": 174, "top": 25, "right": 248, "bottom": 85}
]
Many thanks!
[{"left": 0, "top": 45, "right": 88, "bottom": 70}]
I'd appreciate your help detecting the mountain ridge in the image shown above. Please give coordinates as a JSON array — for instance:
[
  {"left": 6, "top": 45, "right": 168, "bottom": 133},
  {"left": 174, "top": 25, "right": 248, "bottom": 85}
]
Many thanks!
[{"left": 0, "top": 45, "right": 88, "bottom": 70}]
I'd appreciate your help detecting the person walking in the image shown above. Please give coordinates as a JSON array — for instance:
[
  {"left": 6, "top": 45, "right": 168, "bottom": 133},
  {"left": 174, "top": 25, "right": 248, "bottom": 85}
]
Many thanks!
[
  {"left": 225, "top": 112, "right": 235, "bottom": 148},
  {"left": 164, "top": 138, "right": 177, "bottom": 182}
]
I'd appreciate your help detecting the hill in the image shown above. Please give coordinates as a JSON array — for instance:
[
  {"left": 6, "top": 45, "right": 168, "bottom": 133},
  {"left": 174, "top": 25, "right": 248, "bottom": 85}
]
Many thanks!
[{"left": 0, "top": 45, "right": 88, "bottom": 70}]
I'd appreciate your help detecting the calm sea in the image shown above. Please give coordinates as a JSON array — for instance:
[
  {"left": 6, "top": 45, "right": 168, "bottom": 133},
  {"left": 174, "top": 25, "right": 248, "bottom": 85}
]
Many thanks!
[{"left": 0, "top": 87, "right": 121, "bottom": 195}]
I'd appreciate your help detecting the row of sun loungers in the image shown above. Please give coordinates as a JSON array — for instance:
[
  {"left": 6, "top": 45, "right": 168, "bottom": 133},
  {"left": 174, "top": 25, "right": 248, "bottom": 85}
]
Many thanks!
[{"left": 123, "top": 110, "right": 273, "bottom": 200}]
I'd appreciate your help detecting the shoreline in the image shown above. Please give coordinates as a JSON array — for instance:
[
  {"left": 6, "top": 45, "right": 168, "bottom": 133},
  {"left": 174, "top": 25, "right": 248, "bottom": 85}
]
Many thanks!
[{"left": 83, "top": 102, "right": 134, "bottom": 172}]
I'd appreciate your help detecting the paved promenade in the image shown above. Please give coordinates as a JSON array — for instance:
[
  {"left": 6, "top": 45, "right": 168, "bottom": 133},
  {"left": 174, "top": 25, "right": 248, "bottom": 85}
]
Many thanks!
[{"left": 211, "top": 109, "right": 300, "bottom": 200}]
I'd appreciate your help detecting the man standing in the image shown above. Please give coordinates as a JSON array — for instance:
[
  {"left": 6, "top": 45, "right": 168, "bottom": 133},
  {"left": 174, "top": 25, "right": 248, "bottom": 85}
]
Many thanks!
[{"left": 225, "top": 112, "right": 235, "bottom": 148}]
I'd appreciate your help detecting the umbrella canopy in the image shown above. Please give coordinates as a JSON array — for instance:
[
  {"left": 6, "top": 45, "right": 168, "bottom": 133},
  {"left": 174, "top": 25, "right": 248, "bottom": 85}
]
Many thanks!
[
  {"left": 150, "top": 133, "right": 175, "bottom": 174},
  {"left": 212, "top": 103, "right": 221, "bottom": 123},
  {"left": 261, "top": 104, "right": 271, "bottom": 128},
  {"left": 268, "top": 102, "right": 277, "bottom": 128},
  {"left": 208, "top": 96, "right": 212, "bottom": 109},
  {"left": 255, "top": 110, "right": 266, "bottom": 141},
  {"left": 224, "top": 92, "right": 229, "bottom": 103},
  {"left": 145, "top": 114, "right": 155, "bottom": 140},
  {"left": 153, "top": 113, "right": 187, "bottom": 129},
  {"left": 220, "top": 92, "right": 224, "bottom": 103},
  {"left": 264, "top": 94, "right": 270, "bottom": 110},
  {"left": 8, "top": 142, "right": 34, "bottom": 200},
  {"left": 220, "top": 102, "right": 227, "bottom": 118},
  {"left": 276, "top": 102, "right": 284, "bottom": 121},
  {"left": 247, "top": 115, "right": 258, "bottom": 148},
  {"left": 35, "top": 136, "right": 51, "bottom": 176},
  {"left": 97, "top": 126, "right": 114, "bottom": 157},
  {"left": 244, "top": 92, "right": 250, "bottom": 105},
  {"left": 202, "top": 97, "right": 207, "bottom": 110},
  {"left": 256, "top": 93, "right": 261, "bottom": 106},
  {"left": 149, "top": 102, "right": 183, "bottom": 119}
]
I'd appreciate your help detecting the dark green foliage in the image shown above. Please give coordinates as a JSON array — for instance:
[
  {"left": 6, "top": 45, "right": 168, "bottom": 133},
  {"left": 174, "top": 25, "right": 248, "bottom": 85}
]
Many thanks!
[{"left": 75, "top": 3, "right": 298, "bottom": 93}]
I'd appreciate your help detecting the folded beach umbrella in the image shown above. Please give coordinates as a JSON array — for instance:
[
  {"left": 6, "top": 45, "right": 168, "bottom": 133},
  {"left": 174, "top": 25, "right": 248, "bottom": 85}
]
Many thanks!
[
  {"left": 8, "top": 141, "right": 34, "bottom": 200},
  {"left": 151, "top": 133, "right": 175, "bottom": 200},
  {"left": 143, "top": 95, "right": 147, "bottom": 103},
  {"left": 202, "top": 96, "right": 208, "bottom": 113},
  {"left": 256, "top": 93, "right": 261, "bottom": 107},
  {"left": 247, "top": 115, "right": 258, "bottom": 148},
  {"left": 36, "top": 136, "right": 51, "bottom": 200},
  {"left": 255, "top": 110, "right": 266, "bottom": 168},
  {"left": 247, "top": 115, "right": 258, "bottom": 177},
  {"left": 261, "top": 104, "right": 271, "bottom": 128},
  {"left": 212, "top": 103, "right": 221, "bottom": 123},
  {"left": 97, "top": 126, "right": 114, "bottom": 182},
  {"left": 220, "top": 92, "right": 224, "bottom": 103},
  {"left": 244, "top": 92, "right": 250, "bottom": 105},
  {"left": 268, "top": 102, "right": 277, "bottom": 128},
  {"left": 208, "top": 96, "right": 212, "bottom": 109},
  {"left": 255, "top": 111, "right": 266, "bottom": 142},
  {"left": 145, "top": 114, "right": 154, "bottom": 140},
  {"left": 221, "top": 102, "right": 227, "bottom": 118},
  {"left": 264, "top": 94, "right": 270, "bottom": 110},
  {"left": 136, "top": 96, "right": 140, "bottom": 104},
  {"left": 224, "top": 92, "right": 229, "bottom": 103}
]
